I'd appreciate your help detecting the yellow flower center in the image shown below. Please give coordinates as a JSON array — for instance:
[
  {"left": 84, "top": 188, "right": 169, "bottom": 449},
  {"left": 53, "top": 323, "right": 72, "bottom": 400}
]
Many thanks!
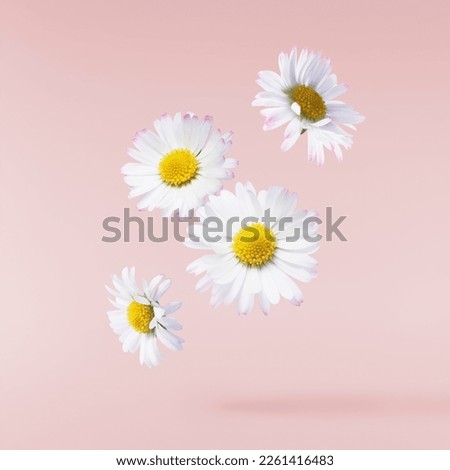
[
  {"left": 159, "top": 148, "right": 198, "bottom": 186},
  {"left": 290, "top": 85, "right": 327, "bottom": 122},
  {"left": 232, "top": 223, "right": 276, "bottom": 268},
  {"left": 127, "top": 301, "right": 154, "bottom": 334}
]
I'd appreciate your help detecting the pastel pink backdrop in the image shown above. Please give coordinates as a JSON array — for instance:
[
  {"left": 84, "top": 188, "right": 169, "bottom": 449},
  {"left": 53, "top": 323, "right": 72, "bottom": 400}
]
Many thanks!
[{"left": 1, "top": 0, "right": 449, "bottom": 449}]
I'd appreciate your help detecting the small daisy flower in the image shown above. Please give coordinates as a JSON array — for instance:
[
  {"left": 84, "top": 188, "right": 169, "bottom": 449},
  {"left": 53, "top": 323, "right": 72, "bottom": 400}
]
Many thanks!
[
  {"left": 185, "top": 182, "right": 319, "bottom": 315},
  {"left": 106, "top": 267, "right": 183, "bottom": 367},
  {"left": 252, "top": 48, "right": 364, "bottom": 165},
  {"left": 122, "top": 113, "right": 238, "bottom": 216}
]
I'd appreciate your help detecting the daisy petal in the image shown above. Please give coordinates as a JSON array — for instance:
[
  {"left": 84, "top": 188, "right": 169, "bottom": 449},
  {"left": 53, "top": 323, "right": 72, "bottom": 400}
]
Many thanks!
[
  {"left": 253, "top": 48, "right": 363, "bottom": 162},
  {"left": 106, "top": 268, "right": 183, "bottom": 368}
]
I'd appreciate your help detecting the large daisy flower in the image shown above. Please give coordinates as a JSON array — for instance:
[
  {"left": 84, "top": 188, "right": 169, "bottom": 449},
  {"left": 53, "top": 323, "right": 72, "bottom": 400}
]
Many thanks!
[
  {"left": 185, "top": 182, "right": 319, "bottom": 315},
  {"left": 123, "top": 112, "right": 238, "bottom": 216},
  {"left": 252, "top": 48, "right": 364, "bottom": 166},
  {"left": 106, "top": 267, "right": 183, "bottom": 367}
]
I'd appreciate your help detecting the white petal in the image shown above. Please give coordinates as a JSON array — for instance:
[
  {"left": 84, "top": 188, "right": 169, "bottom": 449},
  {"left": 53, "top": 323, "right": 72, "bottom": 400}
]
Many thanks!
[
  {"left": 145, "top": 335, "right": 160, "bottom": 367},
  {"left": 290, "top": 102, "right": 301, "bottom": 116},
  {"left": 243, "top": 268, "right": 262, "bottom": 294},
  {"left": 258, "top": 291, "right": 271, "bottom": 315},
  {"left": 260, "top": 267, "right": 280, "bottom": 305},
  {"left": 157, "top": 326, "right": 183, "bottom": 351},
  {"left": 123, "top": 331, "right": 141, "bottom": 353},
  {"left": 262, "top": 108, "right": 293, "bottom": 131},
  {"left": 164, "top": 300, "right": 182, "bottom": 314},
  {"left": 153, "top": 279, "right": 171, "bottom": 301},
  {"left": 147, "top": 274, "right": 165, "bottom": 298},
  {"left": 133, "top": 295, "right": 149, "bottom": 305},
  {"left": 237, "top": 289, "right": 254, "bottom": 315}
]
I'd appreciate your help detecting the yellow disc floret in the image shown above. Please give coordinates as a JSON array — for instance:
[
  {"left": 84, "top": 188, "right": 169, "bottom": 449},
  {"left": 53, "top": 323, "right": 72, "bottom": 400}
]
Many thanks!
[
  {"left": 159, "top": 148, "right": 198, "bottom": 186},
  {"left": 232, "top": 223, "right": 276, "bottom": 268},
  {"left": 290, "top": 85, "right": 327, "bottom": 122},
  {"left": 127, "top": 301, "right": 154, "bottom": 334}
]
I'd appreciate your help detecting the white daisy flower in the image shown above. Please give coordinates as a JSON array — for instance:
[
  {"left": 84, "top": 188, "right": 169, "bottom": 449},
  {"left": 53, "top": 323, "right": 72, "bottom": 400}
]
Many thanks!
[
  {"left": 252, "top": 48, "right": 364, "bottom": 166},
  {"left": 122, "top": 112, "right": 238, "bottom": 217},
  {"left": 106, "top": 267, "right": 184, "bottom": 367},
  {"left": 185, "top": 182, "right": 319, "bottom": 315}
]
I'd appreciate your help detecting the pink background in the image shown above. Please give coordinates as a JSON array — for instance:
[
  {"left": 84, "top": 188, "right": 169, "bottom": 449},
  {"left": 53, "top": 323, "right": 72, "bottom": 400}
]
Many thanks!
[{"left": 1, "top": 0, "right": 450, "bottom": 450}]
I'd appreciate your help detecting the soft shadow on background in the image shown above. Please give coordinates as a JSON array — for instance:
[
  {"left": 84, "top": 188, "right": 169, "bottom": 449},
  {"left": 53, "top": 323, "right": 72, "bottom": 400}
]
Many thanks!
[{"left": 218, "top": 394, "right": 450, "bottom": 416}]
